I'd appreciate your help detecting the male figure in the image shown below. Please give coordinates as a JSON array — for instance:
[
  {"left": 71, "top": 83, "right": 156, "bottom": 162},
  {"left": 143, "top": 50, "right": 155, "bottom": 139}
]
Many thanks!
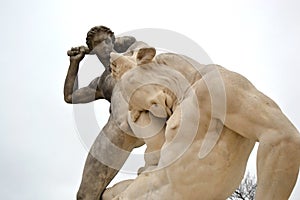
[
  {"left": 64, "top": 26, "right": 144, "bottom": 200},
  {"left": 64, "top": 25, "right": 137, "bottom": 103},
  {"left": 107, "top": 48, "right": 300, "bottom": 199}
]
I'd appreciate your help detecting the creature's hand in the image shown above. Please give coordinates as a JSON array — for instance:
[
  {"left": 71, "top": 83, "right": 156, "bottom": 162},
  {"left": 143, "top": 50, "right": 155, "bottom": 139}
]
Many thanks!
[{"left": 67, "top": 46, "right": 90, "bottom": 62}]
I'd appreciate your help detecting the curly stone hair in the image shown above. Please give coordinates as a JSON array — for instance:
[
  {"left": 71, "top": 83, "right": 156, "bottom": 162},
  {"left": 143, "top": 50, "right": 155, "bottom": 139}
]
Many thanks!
[{"left": 86, "top": 25, "right": 115, "bottom": 50}]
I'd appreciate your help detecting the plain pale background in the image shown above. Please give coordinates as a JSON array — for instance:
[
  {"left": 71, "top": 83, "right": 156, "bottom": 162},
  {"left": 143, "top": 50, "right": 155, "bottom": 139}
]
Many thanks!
[{"left": 0, "top": 0, "right": 299, "bottom": 199}]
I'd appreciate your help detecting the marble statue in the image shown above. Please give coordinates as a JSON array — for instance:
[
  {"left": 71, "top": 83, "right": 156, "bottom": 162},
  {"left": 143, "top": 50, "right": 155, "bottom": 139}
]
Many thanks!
[
  {"left": 102, "top": 47, "right": 300, "bottom": 200},
  {"left": 64, "top": 26, "right": 300, "bottom": 200}
]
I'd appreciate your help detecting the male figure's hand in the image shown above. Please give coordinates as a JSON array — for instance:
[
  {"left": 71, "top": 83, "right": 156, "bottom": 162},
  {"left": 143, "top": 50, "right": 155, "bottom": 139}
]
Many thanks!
[{"left": 67, "top": 46, "right": 89, "bottom": 62}]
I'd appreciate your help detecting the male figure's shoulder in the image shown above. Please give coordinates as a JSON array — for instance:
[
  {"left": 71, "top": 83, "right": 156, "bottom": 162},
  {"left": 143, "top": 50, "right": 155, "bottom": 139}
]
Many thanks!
[
  {"left": 114, "top": 35, "right": 151, "bottom": 53},
  {"left": 114, "top": 36, "right": 137, "bottom": 53}
]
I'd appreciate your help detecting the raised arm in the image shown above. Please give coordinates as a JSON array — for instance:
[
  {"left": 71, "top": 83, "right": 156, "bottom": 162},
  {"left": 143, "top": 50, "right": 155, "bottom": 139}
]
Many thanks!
[{"left": 64, "top": 46, "right": 104, "bottom": 104}]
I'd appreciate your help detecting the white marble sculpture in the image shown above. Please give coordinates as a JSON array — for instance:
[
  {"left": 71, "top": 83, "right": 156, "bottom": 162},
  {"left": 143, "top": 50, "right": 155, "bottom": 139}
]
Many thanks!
[{"left": 102, "top": 47, "right": 300, "bottom": 200}]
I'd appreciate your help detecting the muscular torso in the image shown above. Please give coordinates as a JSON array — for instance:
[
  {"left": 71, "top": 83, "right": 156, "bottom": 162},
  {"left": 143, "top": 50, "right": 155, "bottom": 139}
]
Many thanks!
[{"left": 99, "top": 69, "right": 116, "bottom": 102}]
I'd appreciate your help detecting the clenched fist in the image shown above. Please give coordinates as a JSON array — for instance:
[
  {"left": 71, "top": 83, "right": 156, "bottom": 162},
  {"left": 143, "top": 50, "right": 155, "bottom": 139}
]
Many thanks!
[{"left": 67, "top": 46, "right": 90, "bottom": 62}]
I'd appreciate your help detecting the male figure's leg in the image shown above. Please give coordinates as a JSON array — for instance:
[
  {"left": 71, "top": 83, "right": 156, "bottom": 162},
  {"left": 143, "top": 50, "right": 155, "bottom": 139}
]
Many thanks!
[{"left": 77, "top": 116, "right": 142, "bottom": 200}]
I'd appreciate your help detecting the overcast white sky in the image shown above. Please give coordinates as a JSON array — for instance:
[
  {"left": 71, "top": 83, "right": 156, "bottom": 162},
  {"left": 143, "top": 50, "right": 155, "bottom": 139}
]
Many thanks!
[{"left": 1, "top": 0, "right": 300, "bottom": 199}]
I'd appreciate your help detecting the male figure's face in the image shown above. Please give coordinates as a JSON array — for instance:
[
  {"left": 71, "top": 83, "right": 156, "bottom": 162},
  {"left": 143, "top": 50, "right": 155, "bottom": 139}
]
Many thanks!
[{"left": 91, "top": 32, "right": 114, "bottom": 65}]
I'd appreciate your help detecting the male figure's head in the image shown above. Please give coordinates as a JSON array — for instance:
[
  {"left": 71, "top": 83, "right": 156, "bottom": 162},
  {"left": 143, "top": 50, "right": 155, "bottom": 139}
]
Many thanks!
[{"left": 86, "top": 25, "right": 115, "bottom": 67}]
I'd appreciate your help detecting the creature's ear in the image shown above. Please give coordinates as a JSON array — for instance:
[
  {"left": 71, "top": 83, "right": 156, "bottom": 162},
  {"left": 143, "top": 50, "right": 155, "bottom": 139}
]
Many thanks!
[{"left": 136, "top": 47, "right": 156, "bottom": 65}]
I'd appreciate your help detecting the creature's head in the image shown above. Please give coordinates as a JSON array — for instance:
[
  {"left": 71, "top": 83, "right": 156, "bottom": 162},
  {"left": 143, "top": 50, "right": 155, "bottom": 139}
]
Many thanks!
[
  {"left": 110, "top": 47, "right": 156, "bottom": 80},
  {"left": 110, "top": 47, "right": 177, "bottom": 122}
]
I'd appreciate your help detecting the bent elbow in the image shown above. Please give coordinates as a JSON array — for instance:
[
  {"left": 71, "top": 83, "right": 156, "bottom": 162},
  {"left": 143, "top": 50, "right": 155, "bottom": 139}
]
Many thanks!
[{"left": 64, "top": 94, "right": 73, "bottom": 104}]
